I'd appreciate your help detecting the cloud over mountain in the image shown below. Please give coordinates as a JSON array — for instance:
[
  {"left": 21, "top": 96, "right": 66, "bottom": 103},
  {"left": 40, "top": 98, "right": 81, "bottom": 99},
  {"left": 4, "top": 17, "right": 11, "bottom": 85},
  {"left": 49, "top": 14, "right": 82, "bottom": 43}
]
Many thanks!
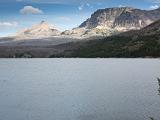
[
  {"left": 150, "top": 5, "right": 159, "bottom": 9},
  {"left": 20, "top": 6, "right": 43, "bottom": 14},
  {"left": 0, "top": 21, "right": 18, "bottom": 28}
]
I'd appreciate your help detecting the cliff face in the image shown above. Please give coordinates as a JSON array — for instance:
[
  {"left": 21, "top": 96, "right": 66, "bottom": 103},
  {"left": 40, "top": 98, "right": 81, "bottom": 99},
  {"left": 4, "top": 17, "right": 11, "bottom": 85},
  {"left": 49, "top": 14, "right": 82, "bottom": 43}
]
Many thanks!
[{"left": 79, "top": 7, "right": 160, "bottom": 31}]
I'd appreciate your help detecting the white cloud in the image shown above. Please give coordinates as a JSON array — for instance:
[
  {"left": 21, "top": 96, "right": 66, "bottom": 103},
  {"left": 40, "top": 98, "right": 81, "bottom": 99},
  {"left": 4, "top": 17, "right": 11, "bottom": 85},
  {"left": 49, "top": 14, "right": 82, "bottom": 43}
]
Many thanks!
[
  {"left": 118, "top": 5, "right": 126, "bottom": 7},
  {"left": 0, "top": 22, "right": 18, "bottom": 28},
  {"left": 148, "top": 0, "right": 160, "bottom": 3},
  {"left": 78, "top": 4, "right": 84, "bottom": 10},
  {"left": 78, "top": 3, "right": 93, "bottom": 11},
  {"left": 20, "top": 6, "right": 43, "bottom": 14},
  {"left": 86, "top": 3, "right": 90, "bottom": 7},
  {"left": 149, "top": 5, "right": 159, "bottom": 9},
  {"left": 16, "top": 0, "right": 23, "bottom": 1}
]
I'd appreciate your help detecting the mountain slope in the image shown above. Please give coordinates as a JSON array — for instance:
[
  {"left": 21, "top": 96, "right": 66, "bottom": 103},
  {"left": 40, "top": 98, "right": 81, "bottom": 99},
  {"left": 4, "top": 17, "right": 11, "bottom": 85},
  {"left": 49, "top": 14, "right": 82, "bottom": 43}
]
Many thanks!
[
  {"left": 50, "top": 20, "right": 160, "bottom": 58},
  {"left": 119, "top": 19, "right": 160, "bottom": 36},
  {"left": 140, "top": 19, "right": 160, "bottom": 33}
]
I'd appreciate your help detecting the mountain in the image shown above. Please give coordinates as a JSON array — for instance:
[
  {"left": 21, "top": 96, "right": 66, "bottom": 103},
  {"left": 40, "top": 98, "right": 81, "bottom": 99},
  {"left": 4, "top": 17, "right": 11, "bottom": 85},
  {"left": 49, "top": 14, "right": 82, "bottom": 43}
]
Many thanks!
[
  {"left": 63, "top": 7, "right": 160, "bottom": 37},
  {"left": 49, "top": 20, "right": 160, "bottom": 58},
  {"left": 79, "top": 7, "right": 160, "bottom": 29},
  {"left": 13, "top": 7, "right": 160, "bottom": 39},
  {"left": 16, "top": 21, "right": 61, "bottom": 40},
  {"left": 0, "top": 20, "right": 159, "bottom": 58}
]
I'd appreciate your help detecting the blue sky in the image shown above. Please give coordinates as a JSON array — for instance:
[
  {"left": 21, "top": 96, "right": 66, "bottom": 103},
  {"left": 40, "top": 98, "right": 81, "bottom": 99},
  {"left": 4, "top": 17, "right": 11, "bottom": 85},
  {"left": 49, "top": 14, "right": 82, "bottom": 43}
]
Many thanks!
[{"left": 0, "top": 0, "right": 160, "bottom": 37}]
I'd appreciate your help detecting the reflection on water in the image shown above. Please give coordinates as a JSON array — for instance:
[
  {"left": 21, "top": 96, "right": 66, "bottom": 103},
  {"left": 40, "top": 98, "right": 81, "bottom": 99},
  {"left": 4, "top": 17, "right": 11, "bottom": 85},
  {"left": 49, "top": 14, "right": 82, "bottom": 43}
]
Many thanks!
[
  {"left": 149, "top": 117, "right": 155, "bottom": 120},
  {"left": 148, "top": 78, "right": 160, "bottom": 120},
  {"left": 157, "top": 78, "right": 160, "bottom": 95}
]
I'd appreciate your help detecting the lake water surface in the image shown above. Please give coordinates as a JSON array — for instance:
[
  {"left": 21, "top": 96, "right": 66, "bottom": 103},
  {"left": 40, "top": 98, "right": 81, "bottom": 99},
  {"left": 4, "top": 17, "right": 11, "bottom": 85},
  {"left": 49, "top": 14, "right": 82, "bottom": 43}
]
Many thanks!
[{"left": 0, "top": 59, "right": 160, "bottom": 120}]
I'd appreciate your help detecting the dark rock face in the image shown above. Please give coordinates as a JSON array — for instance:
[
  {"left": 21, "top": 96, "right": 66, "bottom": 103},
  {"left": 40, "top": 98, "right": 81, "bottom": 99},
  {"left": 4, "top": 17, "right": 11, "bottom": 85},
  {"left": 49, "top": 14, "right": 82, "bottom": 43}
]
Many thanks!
[{"left": 79, "top": 7, "right": 160, "bottom": 30}]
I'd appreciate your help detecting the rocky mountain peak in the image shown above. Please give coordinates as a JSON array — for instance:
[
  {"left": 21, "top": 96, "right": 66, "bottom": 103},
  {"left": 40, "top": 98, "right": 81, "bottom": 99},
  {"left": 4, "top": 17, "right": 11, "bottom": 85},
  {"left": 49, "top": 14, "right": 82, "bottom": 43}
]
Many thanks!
[
  {"left": 16, "top": 21, "right": 61, "bottom": 39},
  {"left": 62, "top": 7, "right": 160, "bottom": 38},
  {"left": 40, "top": 20, "right": 46, "bottom": 24},
  {"left": 79, "top": 7, "right": 160, "bottom": 31}
]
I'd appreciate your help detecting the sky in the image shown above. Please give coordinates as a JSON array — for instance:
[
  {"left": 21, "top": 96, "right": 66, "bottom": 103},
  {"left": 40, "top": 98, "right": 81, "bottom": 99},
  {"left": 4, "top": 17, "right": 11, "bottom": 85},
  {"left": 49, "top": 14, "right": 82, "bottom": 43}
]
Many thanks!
[{"left": 0, "top": 0, "right": 160, "bottom": 37}]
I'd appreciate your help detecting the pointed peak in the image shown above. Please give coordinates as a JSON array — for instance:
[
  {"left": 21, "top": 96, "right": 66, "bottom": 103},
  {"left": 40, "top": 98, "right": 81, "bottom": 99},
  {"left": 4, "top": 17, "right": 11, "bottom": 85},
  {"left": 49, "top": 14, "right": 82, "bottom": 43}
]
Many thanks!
[{"left": 40, "top": 20, "right": 47, "bottom": 24}]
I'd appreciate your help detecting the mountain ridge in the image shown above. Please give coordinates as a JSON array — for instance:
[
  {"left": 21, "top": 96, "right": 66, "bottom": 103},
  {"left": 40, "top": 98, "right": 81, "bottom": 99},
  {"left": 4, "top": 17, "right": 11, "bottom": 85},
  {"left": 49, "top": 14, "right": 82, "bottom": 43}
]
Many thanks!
[
  {"left": 12, "top": 7, "right": 160, "bottom": 39},
  {"left": 0, "top": 19, "right": 159, "bottom": 58},
  {"left": 79, "top": 7, "right": 160, "bottom": 29},
  {"left": 62, "top": 7, "right": 160, "bottom": 37}
]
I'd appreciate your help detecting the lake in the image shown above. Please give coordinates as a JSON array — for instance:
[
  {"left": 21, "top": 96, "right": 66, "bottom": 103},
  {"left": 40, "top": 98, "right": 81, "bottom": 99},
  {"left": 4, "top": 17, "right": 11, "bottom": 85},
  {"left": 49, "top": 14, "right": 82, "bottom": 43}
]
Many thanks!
[{"left": 0, "top": 59, "right": 160, "bottom": 120}]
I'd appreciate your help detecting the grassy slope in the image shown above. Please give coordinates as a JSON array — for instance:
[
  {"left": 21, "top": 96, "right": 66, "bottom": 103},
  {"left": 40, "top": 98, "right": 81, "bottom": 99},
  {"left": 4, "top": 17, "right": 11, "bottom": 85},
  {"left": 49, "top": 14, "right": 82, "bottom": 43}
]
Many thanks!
[{"left": 72, "top": 35, "right": 160, "bottom": 58}]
